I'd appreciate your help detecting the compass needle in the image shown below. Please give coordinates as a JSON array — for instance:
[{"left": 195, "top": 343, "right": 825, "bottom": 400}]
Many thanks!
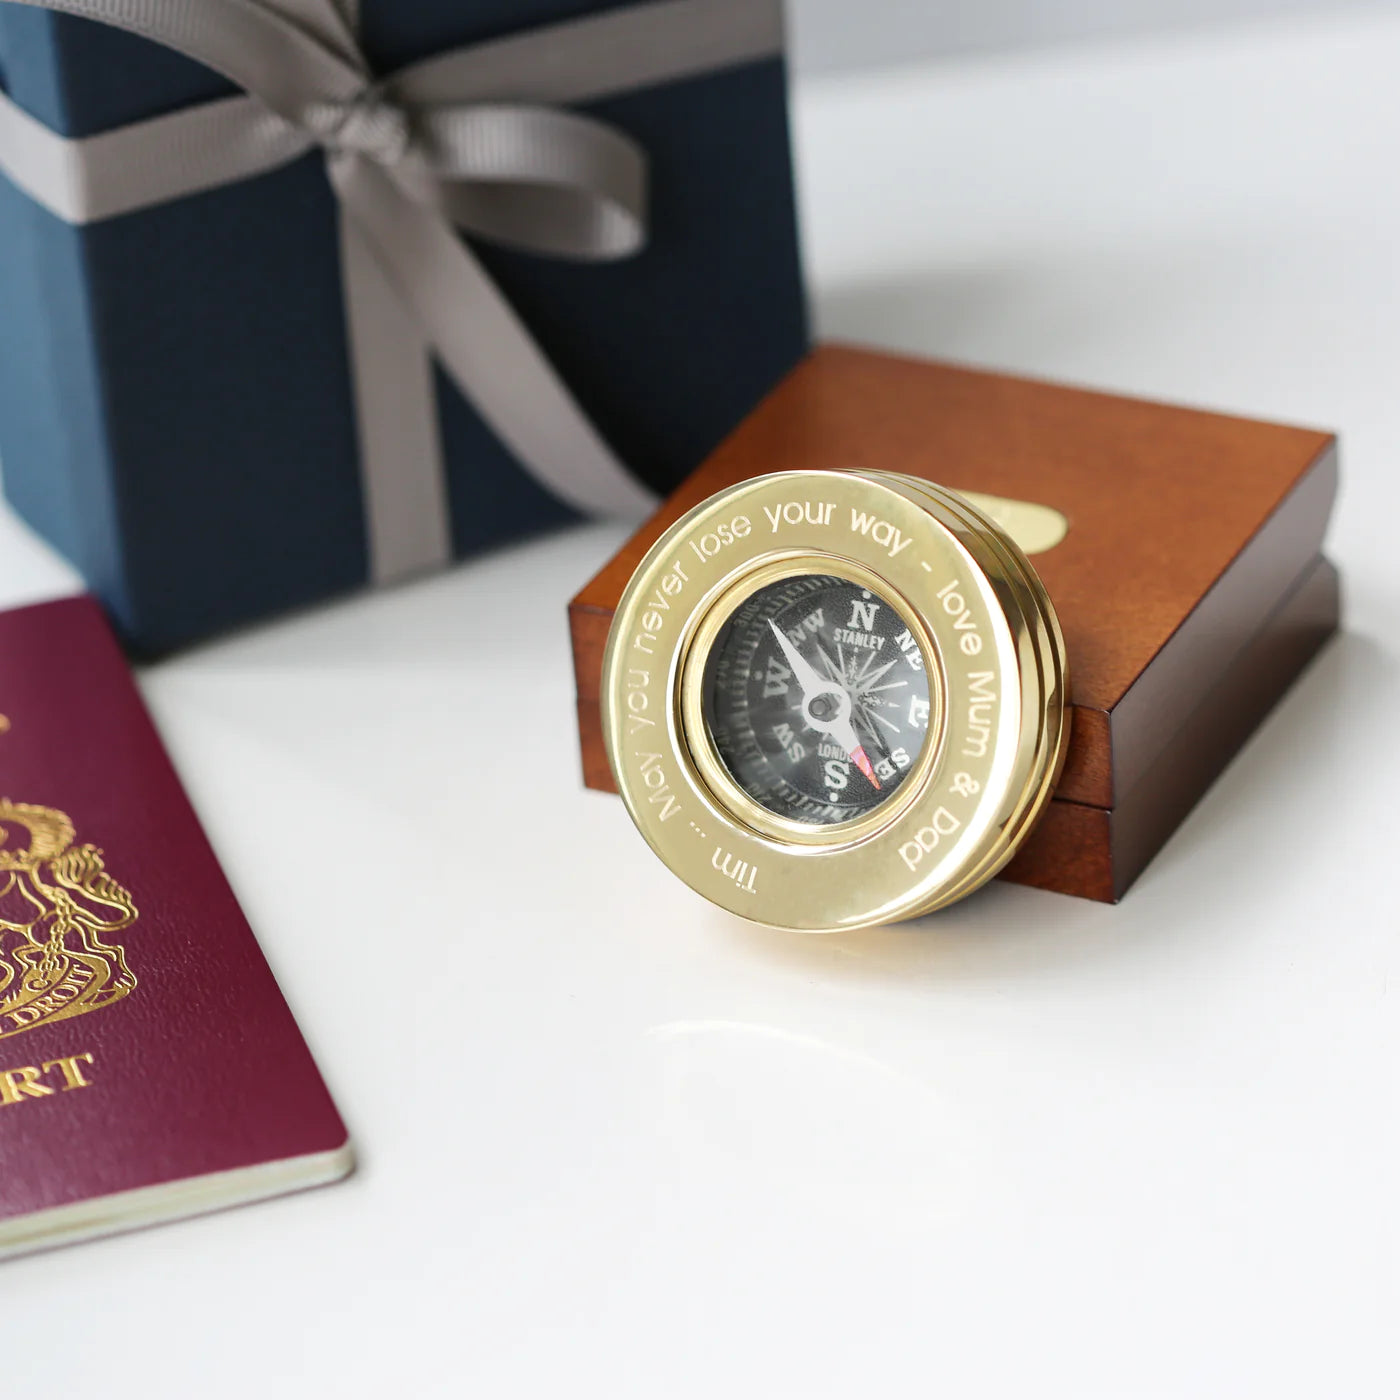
[{"left": 766, "top": 618, "right": 827, "bottom": 696}]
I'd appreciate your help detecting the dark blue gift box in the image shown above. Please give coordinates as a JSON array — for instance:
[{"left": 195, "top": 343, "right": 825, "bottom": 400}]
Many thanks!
[{"left": 0, "top": 1, "right": 807, "bottom": 652}]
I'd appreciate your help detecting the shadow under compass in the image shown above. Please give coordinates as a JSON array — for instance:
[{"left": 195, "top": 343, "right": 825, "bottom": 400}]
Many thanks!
[
  {"left": 705, "top": 627, "right": 1387, "bottom": 994},
  {"left": 712, "top": 881, "right": 1122, "bottom": 993}
]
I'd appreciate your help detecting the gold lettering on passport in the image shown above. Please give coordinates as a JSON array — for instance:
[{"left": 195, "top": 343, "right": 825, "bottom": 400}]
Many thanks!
[
  {"left": 0, "top": 801, "right": 138, "bottom": 1042},
  {"left": 0, "top": 1051, "right": 96, "bottom": 1108}
]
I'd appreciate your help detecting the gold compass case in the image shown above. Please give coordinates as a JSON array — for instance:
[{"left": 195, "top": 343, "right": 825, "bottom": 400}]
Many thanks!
[{"left": 600, "top": 470, "right": 1071, "bottom": 932}]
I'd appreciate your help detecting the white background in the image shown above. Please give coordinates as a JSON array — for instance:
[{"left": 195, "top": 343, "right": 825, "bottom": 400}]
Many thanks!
[
  {"left": 5, "top": 9, "right": 1400, "bottom": 1397},
  {"left": 789, "top": 0, "right": 1391, "bottom": 70}
]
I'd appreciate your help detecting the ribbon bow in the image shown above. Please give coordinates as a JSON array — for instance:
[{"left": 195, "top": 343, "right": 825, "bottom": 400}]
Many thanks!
[{"left": 0, "top": 0, "right": 784, "bottom": 580}]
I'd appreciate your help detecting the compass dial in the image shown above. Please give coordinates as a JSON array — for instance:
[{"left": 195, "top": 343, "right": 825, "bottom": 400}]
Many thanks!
[{"left": 702, "top": 573, "right": 935, "bottom": 826}]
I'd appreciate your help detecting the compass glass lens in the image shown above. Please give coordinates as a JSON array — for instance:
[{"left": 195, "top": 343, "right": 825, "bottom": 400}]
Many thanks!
[{"left": 702, "top": 573, "right": 934, "bottom": 826}]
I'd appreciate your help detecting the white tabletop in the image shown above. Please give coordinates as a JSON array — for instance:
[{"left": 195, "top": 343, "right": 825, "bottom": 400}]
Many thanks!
[{"left": 7, "top": 10, "right": 1400, "bottom": 1397}]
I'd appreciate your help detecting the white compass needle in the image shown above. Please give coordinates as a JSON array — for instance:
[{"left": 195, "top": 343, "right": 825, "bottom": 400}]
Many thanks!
[
  {"left": 766, "top": 619, "right": 827, "bottom": 696},
  {"left": 766, "top": 619, "right": 881, "bottom": 790}
]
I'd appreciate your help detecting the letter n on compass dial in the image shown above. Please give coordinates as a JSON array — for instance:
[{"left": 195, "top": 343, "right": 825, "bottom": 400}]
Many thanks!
[{"left": 701, "top": 574, "right": 936, "bottom": 826}]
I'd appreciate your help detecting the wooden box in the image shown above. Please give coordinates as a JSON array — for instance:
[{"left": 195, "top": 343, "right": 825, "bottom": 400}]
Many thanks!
[{"left": 569, "top": 346, "right": 1340, "bottom": 902}]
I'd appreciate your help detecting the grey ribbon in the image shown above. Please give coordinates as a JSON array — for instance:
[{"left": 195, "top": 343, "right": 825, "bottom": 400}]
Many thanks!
[{"left": 0, "top": 0, "right": 785, "bottom": 581}]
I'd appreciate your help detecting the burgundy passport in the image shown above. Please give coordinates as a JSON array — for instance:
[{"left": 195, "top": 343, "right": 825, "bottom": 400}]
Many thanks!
[{"left": 0, "top": 596, "right": 351, "bottom": 1260}]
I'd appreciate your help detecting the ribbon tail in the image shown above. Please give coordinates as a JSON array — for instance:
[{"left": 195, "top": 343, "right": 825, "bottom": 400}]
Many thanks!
[
  {"left": 0, "top": 87, "right": 78, "bottom": 219},
  {"left": 330, "top": 154, "right": 658, "bottom": 522},
  {"left": 339, "top": 207, "right": 453, "bottom": 584}
]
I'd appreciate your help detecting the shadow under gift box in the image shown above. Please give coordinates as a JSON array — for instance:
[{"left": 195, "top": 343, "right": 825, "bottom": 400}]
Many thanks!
[
  {"left": 0, "top": 0, "right": 808, "bottom": 653},
  {"left": 570, "top": 346, "right": 1341, "bottom": 904}
]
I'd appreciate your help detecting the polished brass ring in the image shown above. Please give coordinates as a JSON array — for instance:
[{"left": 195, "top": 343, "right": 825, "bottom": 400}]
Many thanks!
[{"left": 600, "top": 470, "right": 1070, "bottom": 931}]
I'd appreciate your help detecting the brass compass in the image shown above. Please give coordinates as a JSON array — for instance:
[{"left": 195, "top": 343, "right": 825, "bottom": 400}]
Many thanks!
[{"left": 601, "top": 470, "right": 1070, "bottom": 931}]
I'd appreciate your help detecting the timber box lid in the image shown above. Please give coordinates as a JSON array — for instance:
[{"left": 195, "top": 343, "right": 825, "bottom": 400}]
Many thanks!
[{"left": 571, "top": 344, "right": 1338, "bottom": 814}]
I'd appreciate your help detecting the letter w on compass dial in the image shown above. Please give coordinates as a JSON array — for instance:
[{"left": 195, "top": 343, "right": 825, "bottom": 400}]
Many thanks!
[{"left": 702, "top": 574, "right": 934, "bottom": 825}]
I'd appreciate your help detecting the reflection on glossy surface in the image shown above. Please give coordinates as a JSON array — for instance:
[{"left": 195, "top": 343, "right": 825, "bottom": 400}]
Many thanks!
[
  {"left": 957, "top": 490, "right": 1069, "bottom": 556},
  {"left": 646, "top": 1020, "right": 985, "bottom": 1225}
]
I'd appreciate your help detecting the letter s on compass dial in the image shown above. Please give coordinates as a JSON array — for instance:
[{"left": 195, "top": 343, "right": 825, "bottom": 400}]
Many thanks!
[{"left": 702, "top": 573, "right": 934, "bottom": 826}]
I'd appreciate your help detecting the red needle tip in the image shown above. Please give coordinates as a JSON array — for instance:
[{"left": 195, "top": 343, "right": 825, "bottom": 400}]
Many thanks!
[{"left": 851, "top": 747, "right": 881, "bottom": 789}]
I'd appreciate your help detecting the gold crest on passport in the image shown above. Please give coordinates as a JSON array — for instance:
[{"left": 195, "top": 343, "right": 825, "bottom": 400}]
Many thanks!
[
  {"left": 0, "top": 799, "right": 138, "bottom": 1041},
  {"left": 601, "top": 470, "right": 1070, "bottom": 931},
  {"left": 0, "top": 596, "right": 351, "bottom": 1262}
]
